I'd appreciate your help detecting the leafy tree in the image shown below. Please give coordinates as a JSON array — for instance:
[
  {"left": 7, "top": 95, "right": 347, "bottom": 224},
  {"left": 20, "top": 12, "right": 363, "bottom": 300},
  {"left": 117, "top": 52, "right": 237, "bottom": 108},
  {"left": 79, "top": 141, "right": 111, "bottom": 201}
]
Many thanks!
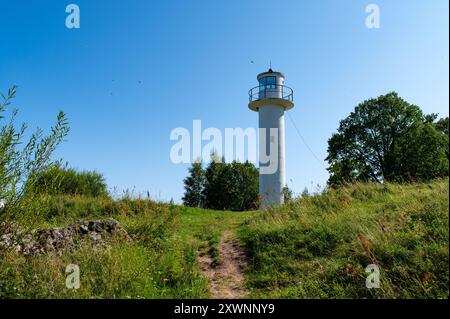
[
  {"left": 433, "top": 116, "right": 449, "bottom": 136},
  {"left": 182, "top": 160, "right": 205, "bottom": 207},
  {"left": 326, "top": 92, "right": 448, "bottom": 186},
  {"left": 0, "top": 85, "right": 69, "bottom": 209},
  {"left": 391, "top": 121, "right": 448, "bottom": 181},
  {"left": 227, "top": 161, "right": 259, "bottom": 211},
  {"left": 184, "top": 153, "right": 259, "bottom": 211},
  {"left": 202, "top": 153, "right": 228, "bottom": 210}
]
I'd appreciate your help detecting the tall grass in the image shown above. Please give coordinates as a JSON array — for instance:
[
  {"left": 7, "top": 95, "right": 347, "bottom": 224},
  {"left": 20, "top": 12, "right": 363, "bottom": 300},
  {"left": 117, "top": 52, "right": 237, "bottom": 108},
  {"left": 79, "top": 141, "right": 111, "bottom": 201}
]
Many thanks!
[
  {"left": 0, "top": 197, "right": 209, "bottom": 298},
  {"left": 1, "top": 179, "right": 447, "bottom": 298},
  {"left": 239, "top": 179, "right": 449, "bottom": 298}
]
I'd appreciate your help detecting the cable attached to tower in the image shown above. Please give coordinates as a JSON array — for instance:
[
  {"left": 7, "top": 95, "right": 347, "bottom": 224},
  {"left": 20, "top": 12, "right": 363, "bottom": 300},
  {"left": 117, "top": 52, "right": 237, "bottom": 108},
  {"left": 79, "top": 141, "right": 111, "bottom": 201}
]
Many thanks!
[{"left": 287, "top": 111, "right": 327, "bottom": 169}]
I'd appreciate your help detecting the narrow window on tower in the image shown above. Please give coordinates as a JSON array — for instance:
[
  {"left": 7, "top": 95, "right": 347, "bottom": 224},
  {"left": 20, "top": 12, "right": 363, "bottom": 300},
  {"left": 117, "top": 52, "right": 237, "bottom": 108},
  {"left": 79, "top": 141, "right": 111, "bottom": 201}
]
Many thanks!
[
  {"left": 266, "top": 76, "right": 276, "bottom": 89},
  {"left": 259, "top": 76, "right": 276, "bottom": 99}
]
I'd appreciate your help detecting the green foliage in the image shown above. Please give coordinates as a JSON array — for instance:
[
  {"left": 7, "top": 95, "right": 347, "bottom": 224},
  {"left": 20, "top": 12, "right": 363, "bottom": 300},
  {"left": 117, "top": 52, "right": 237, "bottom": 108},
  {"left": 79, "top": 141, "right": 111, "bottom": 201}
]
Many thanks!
[
  {"left": 433, "top": 116, "right": 449, "bottom": 135},
  {"left": 0, "top": 234, "right": 207, "bottom": 299},
  {"left": 239, "top": 179, "right": 449, "bottom": 298},
  {"left": 326, "top": 92, "right": 448, "bottom": 186},
  {"left": 182, "top": 160, "right": 205, "bottom": 207},
  {"left": 31, "top": 165, "right": 108, "bottom": 197},
  {"left": 227, "top": 161, "right": 259, "bottom": 211},
  {"left": 0, "top": 196, "right": 254, "bottom": 299},
  {"left": 0, "top": 197, "right": 210, "bottom": 298},
  {"left": 203, "top": 154, "right": 228, "bottom": 210},
  {"left": 176, "top": 206, "right": 253, "bottom": 267},
  {"left": 182, "top": 154, "right": 259, "bottom": 211},
  {"left": 391, "top": 121, "right": 449, "bottom": 181},
  {"left": 0, "top": 85, "right": 69, "bottom": 222},
  {"left": 282, "top": 186, "right": 294, "bottom": 203},
  {"left": 202, "top": 155, "right": 259, "bottom": 211},
  {"left": 1, "top": 180, "right": 448, "bottom": 299}
]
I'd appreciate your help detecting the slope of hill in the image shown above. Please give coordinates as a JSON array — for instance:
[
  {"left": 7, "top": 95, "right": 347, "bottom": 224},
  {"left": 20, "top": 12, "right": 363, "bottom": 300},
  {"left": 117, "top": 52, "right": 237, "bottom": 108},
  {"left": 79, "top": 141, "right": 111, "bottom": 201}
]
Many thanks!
[
  {"left": 240, "top": 179, "right": 449, "bottom": 298},
  {"left": 0, "top": 179, "right": 448, "bottom": 299},
  {"left": 0, "top": 198, "right": 252, "bottom": 298}
]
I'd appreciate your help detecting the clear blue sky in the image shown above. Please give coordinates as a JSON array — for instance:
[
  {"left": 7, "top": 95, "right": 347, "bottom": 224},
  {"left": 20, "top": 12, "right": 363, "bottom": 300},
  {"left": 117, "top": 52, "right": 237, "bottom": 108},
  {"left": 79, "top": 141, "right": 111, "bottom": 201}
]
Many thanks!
[{"left": 1, "top": 0, "right": 448, "bottom": 202}]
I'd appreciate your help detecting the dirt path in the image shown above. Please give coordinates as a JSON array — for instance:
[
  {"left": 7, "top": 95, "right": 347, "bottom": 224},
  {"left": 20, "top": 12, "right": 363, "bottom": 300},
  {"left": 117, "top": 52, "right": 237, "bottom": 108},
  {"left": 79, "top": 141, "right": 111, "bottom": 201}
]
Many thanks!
[{"left": 198, "top": 230, "right": 248, "bottom": 299}]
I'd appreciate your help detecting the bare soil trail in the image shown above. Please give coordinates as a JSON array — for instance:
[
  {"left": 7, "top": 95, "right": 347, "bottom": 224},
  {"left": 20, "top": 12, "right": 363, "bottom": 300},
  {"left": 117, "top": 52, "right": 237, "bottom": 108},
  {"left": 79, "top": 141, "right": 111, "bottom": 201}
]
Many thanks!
[{"left": 198, "top": 230, "right": 248, "bottom": 299}]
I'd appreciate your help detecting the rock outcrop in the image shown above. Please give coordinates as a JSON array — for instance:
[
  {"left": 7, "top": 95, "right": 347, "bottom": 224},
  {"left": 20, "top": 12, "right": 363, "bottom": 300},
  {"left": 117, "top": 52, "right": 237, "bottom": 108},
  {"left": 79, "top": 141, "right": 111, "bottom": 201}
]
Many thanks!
[{"left": 0, "top": 219, "right": 128, "bottom": 255}]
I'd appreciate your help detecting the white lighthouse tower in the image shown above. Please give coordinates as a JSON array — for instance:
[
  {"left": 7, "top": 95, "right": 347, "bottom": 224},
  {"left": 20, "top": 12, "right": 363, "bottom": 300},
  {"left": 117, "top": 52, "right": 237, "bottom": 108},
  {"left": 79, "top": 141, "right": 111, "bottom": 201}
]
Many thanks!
[{"left": 248, "top": 69, "right": 294, "bottom": 207}]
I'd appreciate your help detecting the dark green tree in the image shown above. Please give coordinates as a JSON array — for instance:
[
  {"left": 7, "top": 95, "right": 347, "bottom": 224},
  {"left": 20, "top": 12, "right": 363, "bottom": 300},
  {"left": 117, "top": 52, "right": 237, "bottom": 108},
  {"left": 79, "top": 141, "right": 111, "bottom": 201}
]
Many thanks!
[
  {"left": 391, "top": 121, "right": 448, "bottom": 181},
  {"left": 199, "top": 153, "right": 259, "bottom": 211},
  {"left": 433, "top": 116, "right": 449, "bottom": 136},
  {"left": 326, "top": 92, "right": 448, "bottom": 186},
  {"left": 182, "top": 160, "right": 205, "bottom": 207},
  {"left": 202, "top": 153, "right": 227, "bottom": 210},
  {"left": 227, "top": 161, "right": 259, "bottom": 211}
]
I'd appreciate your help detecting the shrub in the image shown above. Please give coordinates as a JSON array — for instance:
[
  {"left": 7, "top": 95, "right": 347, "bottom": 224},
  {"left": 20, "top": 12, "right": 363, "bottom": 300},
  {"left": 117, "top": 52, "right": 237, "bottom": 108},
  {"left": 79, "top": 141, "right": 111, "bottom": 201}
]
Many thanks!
[
  {"left": 32, "top": 166, "right": 108, "bottom": 197},
  {"left": 0, "top": 85, "right": 69, "bottom": 226}
]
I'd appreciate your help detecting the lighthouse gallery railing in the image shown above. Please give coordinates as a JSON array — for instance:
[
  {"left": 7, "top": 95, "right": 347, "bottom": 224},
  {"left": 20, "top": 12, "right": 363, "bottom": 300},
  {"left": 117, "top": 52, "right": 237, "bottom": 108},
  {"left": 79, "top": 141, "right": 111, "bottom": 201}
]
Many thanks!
[{"left": 248, "top": 84, "right": 294, "bottom": 103}]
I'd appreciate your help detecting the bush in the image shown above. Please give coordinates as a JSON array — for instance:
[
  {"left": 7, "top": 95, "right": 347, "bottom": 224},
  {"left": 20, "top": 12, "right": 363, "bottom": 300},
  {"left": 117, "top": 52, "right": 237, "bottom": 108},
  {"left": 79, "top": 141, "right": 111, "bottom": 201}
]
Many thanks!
[
  {"left": 0, "top": 85, "right": 69, "bottom": 227},
  {"left": 32, "top": 166, "right": 108, "bottom": 197}
]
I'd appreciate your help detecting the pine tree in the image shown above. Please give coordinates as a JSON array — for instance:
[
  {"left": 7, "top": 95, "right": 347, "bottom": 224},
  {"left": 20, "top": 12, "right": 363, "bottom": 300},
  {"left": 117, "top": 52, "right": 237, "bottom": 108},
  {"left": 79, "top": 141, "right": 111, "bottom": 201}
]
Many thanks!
[{"left": 182, "top": 160, "right": 205, "bottom": 207}]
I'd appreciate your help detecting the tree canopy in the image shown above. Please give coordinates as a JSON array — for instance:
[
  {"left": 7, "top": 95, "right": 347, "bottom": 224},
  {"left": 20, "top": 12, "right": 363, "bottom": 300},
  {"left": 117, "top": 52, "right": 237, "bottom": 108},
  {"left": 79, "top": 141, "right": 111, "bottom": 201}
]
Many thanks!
[
  {"left": 183, "top": 154, "right": 259, "bottom": 211},
  {"left": 326, "top": 92, "right": 448, "bottom": 187}
]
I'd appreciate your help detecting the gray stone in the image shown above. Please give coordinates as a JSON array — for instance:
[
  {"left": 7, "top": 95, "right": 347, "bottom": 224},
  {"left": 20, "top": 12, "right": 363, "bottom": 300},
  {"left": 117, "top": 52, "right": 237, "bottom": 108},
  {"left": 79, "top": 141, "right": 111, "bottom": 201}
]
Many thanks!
[{"left": 0, "top": 218, "right": 129, "bottom": 255}]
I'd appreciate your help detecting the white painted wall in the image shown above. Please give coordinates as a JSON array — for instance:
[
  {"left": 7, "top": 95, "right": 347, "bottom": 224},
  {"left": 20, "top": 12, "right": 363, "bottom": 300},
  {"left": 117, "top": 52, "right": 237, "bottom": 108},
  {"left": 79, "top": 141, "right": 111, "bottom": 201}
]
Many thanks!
[{"left": 258, "top": 104, "right": 285, "bottom": 207}]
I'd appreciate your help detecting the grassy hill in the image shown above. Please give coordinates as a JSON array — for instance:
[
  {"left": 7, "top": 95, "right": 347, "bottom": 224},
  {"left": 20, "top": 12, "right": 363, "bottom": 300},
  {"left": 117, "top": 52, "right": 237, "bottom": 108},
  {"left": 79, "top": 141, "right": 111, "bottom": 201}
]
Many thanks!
[
  {"left": 241, "top": 179, "right": 449, "bottom": 298},
  {"left": 0, "top": 198, "right": 251, "bottom": 298},
  {"left": 0, "top": 179, "right": 448, "bottom": 298}
]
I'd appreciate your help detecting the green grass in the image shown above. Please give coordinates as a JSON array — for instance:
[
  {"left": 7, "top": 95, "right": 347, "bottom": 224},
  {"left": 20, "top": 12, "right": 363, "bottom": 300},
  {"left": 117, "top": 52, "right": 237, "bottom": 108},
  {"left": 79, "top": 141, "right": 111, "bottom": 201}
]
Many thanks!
[
  {"left": 0, "top": 197, "right": 252, "bottom": 298},
  {"left": 0, "top": 179, "right": 448, "bottom": 299},
  {"left": 175, "top": 206, "right": 253, "bottom": 264},
  {"left": 239, "top": 179, "right": 449, "bottom": 298}
]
